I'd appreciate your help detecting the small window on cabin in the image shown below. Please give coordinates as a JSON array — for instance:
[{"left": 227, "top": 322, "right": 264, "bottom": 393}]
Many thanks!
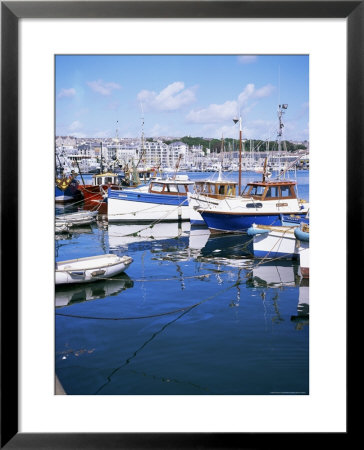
[
  {"left": 250, "top": 185, "right": 265, "bottom": 197},
  {"left": 106, "top": 177, "right": 113, "bottom": 184},
  {"left": 218, "top": 185, "right": 225, "bottom": 195},
  {"left": 265, "top": 186, "right": 279, "bottom": 198},
  {"left": 280, "top": 186, "right": 291, "bottom": 198},
  {"left": 177, "top": 184, "right": 187, "bottom": 193},
  {"left": 97, "top": 178, "right": 102, "bottom": 185},
  {"left": 151, "top": 183, "right": 164, "bottom": 192},
  {"left": 168, "top": 184, "right": 178, "bottom": 193}
]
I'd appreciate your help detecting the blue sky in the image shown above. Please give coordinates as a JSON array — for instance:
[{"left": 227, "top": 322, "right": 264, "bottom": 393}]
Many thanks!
[{"left": 56, "top": 55, "right": 309, "bottom": 141}]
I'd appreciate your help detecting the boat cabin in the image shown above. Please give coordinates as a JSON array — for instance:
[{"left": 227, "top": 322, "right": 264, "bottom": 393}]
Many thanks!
[
  {"left": 241, "top": 180, "right": 298, "bottom": 201},
  {"left": 194, "top": 180, "right": 237, "bottom": 199},
  {"left": 92, "top": 172, "right": 122, "bottom": 186},
  {"left": 148, "top": 175, "right": 194, "bottom": 196}
]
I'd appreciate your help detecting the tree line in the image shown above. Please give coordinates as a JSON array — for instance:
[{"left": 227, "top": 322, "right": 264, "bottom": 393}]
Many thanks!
[{"left": 163, "top": 136, "right": 307, "bottom": 153}]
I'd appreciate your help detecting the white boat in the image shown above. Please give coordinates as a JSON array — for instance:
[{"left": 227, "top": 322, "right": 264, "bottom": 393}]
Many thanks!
[
  {"left": 247, "top": 222, "right": 309, "bottom": 277},
  {"left": 55, "top": 254, "right": 133, "bottom": 285},
  {"left": 247, "top": 223, "right": 300, "bottom": 259},
  {"left": 55, "top": 210, "right": 98, "bottom": 227},
  {"left": 107, "top": 175, "right": 194, "bottom": 223},
  {"left": 294, "top": 224, "right": 309, "bottom": 278}
]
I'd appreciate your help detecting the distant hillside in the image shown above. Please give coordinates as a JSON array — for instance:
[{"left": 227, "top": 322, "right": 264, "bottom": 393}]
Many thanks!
[{"left": 164, "top": 136, "right": 307, "bottom": 153}]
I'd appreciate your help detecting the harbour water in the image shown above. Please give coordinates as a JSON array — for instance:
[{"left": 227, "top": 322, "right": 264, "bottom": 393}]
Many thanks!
[{"left": 55, "top": 170, "right": 309, "bottom": 395}]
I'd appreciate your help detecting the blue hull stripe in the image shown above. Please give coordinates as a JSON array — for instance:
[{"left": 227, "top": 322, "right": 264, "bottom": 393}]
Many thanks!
[
  {"left": 201, "top": 212, "right": 285, "bottom": 231},
  {"left": 108, "top": 189, "right": 188, "bottom": 206}
]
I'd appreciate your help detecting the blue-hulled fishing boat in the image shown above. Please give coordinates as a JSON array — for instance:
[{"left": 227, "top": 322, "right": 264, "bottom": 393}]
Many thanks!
[
  {"left": 55, "top": 170, "right": 82, "bottom": 203},
  {"left": 198, "top": 177, "right": 309, "bottom": 232}
]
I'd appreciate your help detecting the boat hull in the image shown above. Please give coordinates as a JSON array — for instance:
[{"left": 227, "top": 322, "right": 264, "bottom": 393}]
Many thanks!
[
  {"left": 55, "top": 254, "right": 133, "bottom": 285},
  {"left": 248, "top": 225, "right": 299, "bottom": 259},
  {"left": 108, "top": 189, "right": 190, "bottom": 222},
  {"left": 55, "top": 211, "right": 98, "bottom": 227},
  {"left": 298, "top": 245, "right": 309, "bottom": 278},
  {"left": 55, "top": 181, "right": 81, "bottom": 203},
  {"left": 201, "top": 211, "right": 298, "bottom": 232}
]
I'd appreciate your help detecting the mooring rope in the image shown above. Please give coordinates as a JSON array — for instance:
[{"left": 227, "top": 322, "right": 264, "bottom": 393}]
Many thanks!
[{"left": 55, "top": 277, "right": 242, "bottom": 321}]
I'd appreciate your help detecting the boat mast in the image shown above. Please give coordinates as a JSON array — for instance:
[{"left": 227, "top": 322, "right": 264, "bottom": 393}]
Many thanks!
[
  {"left": 137, "top": 103, "right": 145, "bottom": 168},
  {"left": 233, "top": 115, "right": 242, "bottom": 195},
  {"left": 100, "top": 141, "right": 104, "bottom": 174},
  {"left": 277, "top": 103, "right": 288, "bottom": 177}
]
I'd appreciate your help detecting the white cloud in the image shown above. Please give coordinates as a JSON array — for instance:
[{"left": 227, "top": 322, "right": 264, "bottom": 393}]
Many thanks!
[
  {"left": 186, "top": 83, "right": 275, "bottom": 125},
  {"left": 87, "top": 79, "right": 121, "bottom": 96},
  {"left": 137, "top": 82, "right": 196, "bottom": 111},
  {"left": 69, "top": 120, "right": 82, "bottom": 131},
  {"left": 237, "top": 55, "right": 258, "bottom": 64},
  {"left": 186, "top": 100, "right": 238, "bottom": 124},
  {"left": 58, "top": 88, "right": 76, "bottom": 98}
]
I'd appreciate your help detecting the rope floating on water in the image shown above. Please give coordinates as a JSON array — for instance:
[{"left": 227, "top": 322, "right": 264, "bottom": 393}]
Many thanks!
[{"left": 55, "top": 279, "right": 242, "bottom": 321}]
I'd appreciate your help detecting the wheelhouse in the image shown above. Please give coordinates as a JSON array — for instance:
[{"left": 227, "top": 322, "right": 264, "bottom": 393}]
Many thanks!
[
  {"left": 148, "top": 176, "right": 194, "bottom": 196},
  {"left": 92, "top": 172, "right": 121, "bottom": 186},
  {"left": 194, "top": 180, "right": 237, "bottom": 199},
  {"left": 241, "top": 181, "right": 298, "bottom": 201}
]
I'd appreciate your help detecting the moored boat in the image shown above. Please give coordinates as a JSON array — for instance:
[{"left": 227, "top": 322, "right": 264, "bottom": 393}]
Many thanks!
[
  {"left": 55, "top": 210, "right": 98, "bottom": 227},
  {"left": 247, "top": 223, "right": 300, "bottom": 259},
  {"left": 55, "top": 254, "right": 133, "bottom": 285},
  {"left": 199, "top": 177, "right": 309, "bottom": 232},
  {"left": 55, "top": 171, "right": 82, "bottom": 203},
  {"left": 295, "top": 223, "right": 309, "bottom": 278},
  {"left": 107, "top": 175, "right": 194, "bottom": 223}
]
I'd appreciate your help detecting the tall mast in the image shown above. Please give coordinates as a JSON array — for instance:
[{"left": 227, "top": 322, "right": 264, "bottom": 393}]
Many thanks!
[
  {"left": 277, "top": 103, "right": 288, "bottom": 175},
  {"left": 233, "top": 115, "right": 242, "bottom": 195}
]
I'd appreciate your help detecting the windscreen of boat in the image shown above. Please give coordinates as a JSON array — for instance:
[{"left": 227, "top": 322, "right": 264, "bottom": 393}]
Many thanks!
[
  {"left": 150, "top": 182, "right": 164, "bottom": 192},
  {"left": 242, "top": 184, "right": 265, "bottom": 199},
  {"left": 167, "top": 184, "right": 179, "bottom": 193},
  {"left": 280, "top": 184, "right": 296, "bottom": 198}
]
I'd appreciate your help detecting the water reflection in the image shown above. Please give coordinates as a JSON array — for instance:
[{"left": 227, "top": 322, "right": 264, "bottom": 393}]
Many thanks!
[
  {"left": 108, "top": 221, "right": 191, "bottom": 253},
  {"left": 55, "top": 273, "right": 134, "bottom": 308},
  {"left": 246, "top": 261, "right": 301, "bottom": 288},
  {"left": 291, "top": 278, "right": 309, "bottom": 329}
]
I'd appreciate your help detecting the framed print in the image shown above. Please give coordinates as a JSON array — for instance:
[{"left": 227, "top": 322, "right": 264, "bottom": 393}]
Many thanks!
[{"left": 1, "top": 0, "right": 360, "bottom": 447}]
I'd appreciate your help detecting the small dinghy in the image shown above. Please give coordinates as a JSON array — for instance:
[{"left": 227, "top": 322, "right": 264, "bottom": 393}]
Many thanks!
[
  {"left": 55, "top": 254, "right": 133, "bottom": 285},
  {"left": 55, "top": 210, "right": 98, "bottom": 227}
]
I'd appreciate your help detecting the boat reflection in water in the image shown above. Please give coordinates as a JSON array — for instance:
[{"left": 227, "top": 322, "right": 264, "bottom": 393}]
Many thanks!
[
  {"left": 197, "top": 231, "right": 253, "bottom": 268},
  {"left": 246, "top": 260, "right": 301, "bottom": 288},
  {"left": 108, "top": 221, "right": 191, "bottom": 253},
  {"left": 291, "top": 278, "right": 309, "bottom": 329},
  {"left": 55, "top": 273, "right": 134, "bottom": 308}
]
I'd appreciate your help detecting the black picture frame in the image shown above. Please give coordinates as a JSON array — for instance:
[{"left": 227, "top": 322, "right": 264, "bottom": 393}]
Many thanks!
[{"left": 1, "top": 1, "right": 359, "bottom": 448}]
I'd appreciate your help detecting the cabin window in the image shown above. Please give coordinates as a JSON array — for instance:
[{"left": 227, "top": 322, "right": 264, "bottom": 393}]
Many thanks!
[
  {"left": 151, "top": 183, "right": 164, "bottom": 192},
  {"left": 218, "top": 185, "right": 225, "bottom": 195},
  {"left": 226, "top": 186, "right": 234, "bottom": 196},
  {"left": 177, "top": 184, "right": 187, "bottom": 193},
  {"left": 167, "top": 184, "right": 178, "bottom": 193},
  {"left": 265, "top": 186, "right": 279, "bottom": 198},
  {"left": 280, "top": 186, "right": 292, "bottom": 198},
  {"left": 248, "top": 185, "right": 265, "bottom": 197}
]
